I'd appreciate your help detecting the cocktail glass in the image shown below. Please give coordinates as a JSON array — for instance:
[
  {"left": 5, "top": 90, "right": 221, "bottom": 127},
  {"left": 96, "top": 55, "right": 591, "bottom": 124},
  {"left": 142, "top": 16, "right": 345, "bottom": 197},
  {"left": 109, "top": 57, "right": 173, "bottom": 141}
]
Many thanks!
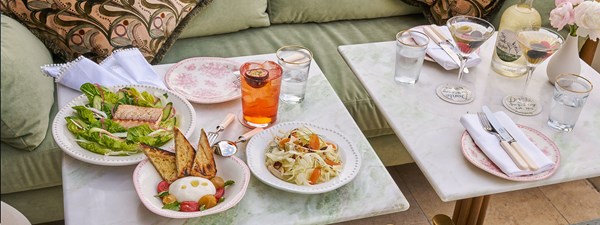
[
  {"left": 502, "top": 27, "right": 564, "bottom": 116},
  {"left": 240, "top": 61, "right": 283, "bottom": 128},
  {"left": 436, "top": 16, "right": 495, "bottom": 104}
]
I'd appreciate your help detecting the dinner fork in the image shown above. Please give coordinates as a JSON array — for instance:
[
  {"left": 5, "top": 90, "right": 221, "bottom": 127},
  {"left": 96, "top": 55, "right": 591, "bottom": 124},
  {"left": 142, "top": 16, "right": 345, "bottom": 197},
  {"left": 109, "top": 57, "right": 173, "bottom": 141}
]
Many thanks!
[
  {"left": 477, "top": 112, "right": 528, "bottom": 170},
  {"left": 207, "top": 113, "right": 236, "bottom": 145}
]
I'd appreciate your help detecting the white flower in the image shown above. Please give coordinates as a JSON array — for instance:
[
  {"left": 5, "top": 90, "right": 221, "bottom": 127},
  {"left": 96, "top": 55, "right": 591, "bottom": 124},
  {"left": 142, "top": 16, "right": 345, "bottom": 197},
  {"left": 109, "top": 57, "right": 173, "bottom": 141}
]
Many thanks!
[
  {"left": 574, "top": 1, "right": 600, "bottom": 41},
  {"left": 550, "top": 2, "right": 576, "bottom": 31}
]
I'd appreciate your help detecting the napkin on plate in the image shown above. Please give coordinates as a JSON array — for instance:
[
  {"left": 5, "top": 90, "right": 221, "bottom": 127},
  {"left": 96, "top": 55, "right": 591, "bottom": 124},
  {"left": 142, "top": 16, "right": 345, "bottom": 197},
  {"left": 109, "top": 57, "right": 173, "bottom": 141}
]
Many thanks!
[
  {"left": 411, "top": 25, "right": 482, "bottom": 70},
  {"left": 42, "top": 48, "right": 166, "bottom": 91},
  {"left": 460, "top": 111, "right": 555, "bottom": 177}
]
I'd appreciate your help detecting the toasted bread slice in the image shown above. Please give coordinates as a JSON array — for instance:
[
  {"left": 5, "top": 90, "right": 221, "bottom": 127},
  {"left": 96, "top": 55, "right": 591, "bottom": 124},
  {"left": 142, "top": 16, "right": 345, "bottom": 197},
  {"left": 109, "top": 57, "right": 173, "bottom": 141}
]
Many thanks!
[
  {"left": 140, "top": 144, "right": 178, "bottom": 183},
  {"left": 174, "top": 127, "right": 195, "bottom": 178},
  {"left": 190, "top": 129, "right": 217, "bottom": 179}
]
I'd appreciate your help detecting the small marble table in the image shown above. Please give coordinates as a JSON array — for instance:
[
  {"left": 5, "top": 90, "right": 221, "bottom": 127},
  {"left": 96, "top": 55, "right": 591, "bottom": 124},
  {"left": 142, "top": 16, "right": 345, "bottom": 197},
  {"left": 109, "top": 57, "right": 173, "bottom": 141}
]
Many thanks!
[
  {"left": 58, "top": 53, "right": 408, "bottom": 224},
  {"left": 339, "top": 34, "right": 600, "bottom": 225}
]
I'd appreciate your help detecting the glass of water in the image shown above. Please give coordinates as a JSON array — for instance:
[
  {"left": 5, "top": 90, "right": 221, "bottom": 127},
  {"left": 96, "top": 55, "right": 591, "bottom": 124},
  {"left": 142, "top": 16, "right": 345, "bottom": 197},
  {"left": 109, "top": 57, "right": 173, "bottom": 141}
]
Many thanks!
[
  {"left": 547, "top": 74, "right": 593, "bottom": 132},
  {"left": 395, "top": 30, "right": 429, "bottom": 84},
  {"left": 276, "top": 45, "right": 313, "bottom": 104}
]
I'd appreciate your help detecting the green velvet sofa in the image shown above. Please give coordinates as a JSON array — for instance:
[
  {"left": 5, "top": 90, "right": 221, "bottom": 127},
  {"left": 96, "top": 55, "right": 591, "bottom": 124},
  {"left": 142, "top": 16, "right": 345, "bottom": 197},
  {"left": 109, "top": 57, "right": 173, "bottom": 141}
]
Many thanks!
[{"left": 0, "top": 0, "right": 554, "bottom": 223}]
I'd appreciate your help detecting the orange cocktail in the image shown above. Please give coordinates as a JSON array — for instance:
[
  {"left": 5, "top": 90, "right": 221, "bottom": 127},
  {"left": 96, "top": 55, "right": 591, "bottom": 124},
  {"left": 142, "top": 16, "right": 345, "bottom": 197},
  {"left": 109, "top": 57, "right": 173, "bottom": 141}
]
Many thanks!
[{"left": 240, "top": 61, "right": 282, "bottom": 128}]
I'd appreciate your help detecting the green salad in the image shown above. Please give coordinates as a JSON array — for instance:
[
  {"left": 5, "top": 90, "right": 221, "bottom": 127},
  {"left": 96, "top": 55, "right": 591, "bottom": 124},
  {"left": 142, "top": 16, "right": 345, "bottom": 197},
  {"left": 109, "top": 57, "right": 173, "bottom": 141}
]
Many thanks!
[{"left": 65, "top": 83, "right": 178, "bottom": 156}]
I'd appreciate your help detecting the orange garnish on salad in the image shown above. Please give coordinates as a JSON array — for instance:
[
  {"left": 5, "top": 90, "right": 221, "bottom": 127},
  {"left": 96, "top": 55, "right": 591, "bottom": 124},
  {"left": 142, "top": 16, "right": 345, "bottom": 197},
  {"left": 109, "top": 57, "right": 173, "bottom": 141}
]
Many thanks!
[
  {"left": 325, "top": 158, "right": 340, "bottom": 166},
  {"left": 309, "top": 167, "right": 321, "bottom": 184},
  {"left": 309, "top": 134, "right": 320, "bottom": 149}
]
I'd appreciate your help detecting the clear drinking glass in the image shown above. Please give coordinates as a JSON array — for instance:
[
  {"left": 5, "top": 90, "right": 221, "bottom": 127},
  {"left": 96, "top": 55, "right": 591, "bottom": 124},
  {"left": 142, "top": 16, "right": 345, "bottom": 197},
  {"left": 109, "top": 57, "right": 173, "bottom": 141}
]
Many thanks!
[
  {"left": 276, "top": 45, "right": 313, "bottom": 104},
  {"left": 394, "top": 30, "right": 429, "bottom": 84},
  {"left": 547, "top": 74, "right": 593, "bottom": 132},
  {"left": 436, "top": 16, "right": 494, "bottom": 104},
  {"left": 502, "top": 27, "right": 564, "bottom": 116},
  {"left": 240, "top": 61, "right": 283, "bottom": 128}
]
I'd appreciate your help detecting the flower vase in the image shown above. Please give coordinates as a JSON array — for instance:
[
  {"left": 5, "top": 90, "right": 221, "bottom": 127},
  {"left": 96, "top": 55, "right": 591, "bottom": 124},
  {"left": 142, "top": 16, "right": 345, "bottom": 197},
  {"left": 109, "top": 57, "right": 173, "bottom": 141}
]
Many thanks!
[{"left": 546, "top": 35, "right": 581, "bottom": 85}]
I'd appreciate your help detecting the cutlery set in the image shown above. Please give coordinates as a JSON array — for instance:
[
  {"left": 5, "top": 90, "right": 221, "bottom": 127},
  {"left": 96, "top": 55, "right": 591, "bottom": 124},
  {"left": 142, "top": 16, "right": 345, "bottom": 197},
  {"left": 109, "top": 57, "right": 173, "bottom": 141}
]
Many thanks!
[
  {"left": 478, "top": 106, "right": 539, "bottom": 171},
  {"left": 422, "top": 25, "right": 469, "bottom": 74}
]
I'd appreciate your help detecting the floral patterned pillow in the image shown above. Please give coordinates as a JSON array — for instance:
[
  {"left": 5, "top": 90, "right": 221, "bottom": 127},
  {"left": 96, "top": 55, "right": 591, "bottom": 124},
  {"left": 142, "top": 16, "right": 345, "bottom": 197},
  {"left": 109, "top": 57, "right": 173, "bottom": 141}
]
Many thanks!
[
  {"left": 0, "top": 0, "right": 211, "bottom": 64},
  {"left": 400, "top": 0, "right": 506, "bottom": 25}
]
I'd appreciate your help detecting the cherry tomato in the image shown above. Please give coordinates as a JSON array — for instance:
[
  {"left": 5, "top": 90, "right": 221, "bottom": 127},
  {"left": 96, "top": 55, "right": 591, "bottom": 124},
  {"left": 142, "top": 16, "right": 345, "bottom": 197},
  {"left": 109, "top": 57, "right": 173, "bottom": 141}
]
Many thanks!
[
  {"left": 210, "top": 176, "right": 225, "bottom": 189},
  {"left": 214, "top": 188, "right": 225, "bottom": 200},
  {"left": 180, "top": 201, "right": 200, "bottom": 212},
  {"left": 157, "top": 180, "right": 170, "bottom": 193},
  {"left": 198, "top": 195, "right": 217, "bottom": 209},
  {"left": 162, "top": 194, "right": 177, "bottom": 205}
]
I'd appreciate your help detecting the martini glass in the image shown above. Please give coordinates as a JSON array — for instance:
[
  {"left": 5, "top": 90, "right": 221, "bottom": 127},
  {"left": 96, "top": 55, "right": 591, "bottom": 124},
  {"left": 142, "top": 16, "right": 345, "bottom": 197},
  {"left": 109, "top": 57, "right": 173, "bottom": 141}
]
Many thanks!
[
  {"left": 502, "top": 27, "right": 564, "bottom": 116},
  {"left": 436, "top": 16, "right": 495, "bottom": 104}
]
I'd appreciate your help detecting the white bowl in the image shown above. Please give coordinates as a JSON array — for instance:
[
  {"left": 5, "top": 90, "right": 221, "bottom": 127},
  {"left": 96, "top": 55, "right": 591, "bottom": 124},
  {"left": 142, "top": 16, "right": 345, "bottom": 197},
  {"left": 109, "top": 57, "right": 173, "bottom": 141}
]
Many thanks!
[
  {"left": 52, "top": 84, "right": 196, "bottom": 166},
  {"left": 133, "top": 156, "right": 250, "bottom": 218},
  {"left": 246, "top": 121, "right": 361, "bottom": 194}
]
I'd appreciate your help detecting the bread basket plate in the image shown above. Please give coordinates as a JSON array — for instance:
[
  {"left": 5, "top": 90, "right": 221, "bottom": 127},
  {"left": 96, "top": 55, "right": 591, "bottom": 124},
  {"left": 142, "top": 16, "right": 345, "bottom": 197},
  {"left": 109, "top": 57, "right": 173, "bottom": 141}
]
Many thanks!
[
  {"left": 245, "top": 121, "right": 362, "bottom": 194},
  {"left": 133, "top": 156, "right": 250, "bottom": 219},
  {"left": 52, "top": 84, "right": 196, "bottom": 166}
]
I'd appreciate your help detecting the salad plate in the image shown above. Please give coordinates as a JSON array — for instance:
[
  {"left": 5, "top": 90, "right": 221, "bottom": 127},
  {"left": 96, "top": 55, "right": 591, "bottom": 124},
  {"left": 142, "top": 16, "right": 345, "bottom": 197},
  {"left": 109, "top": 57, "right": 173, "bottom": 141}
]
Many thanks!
[
  {"left": 52, "top": 84, "right": 196, "bottom": 166},
  {"left": 246, "top": 121, "right": 362, "bottom": 194},
  {"left": 164, "top": 57, "right": 241, "bottom": 104},
  {"left": 133, "top": 156, "right": 250, "bottom": 219},
  {"left": 461, "top": 124, "right": 560, "bottom": 181}
]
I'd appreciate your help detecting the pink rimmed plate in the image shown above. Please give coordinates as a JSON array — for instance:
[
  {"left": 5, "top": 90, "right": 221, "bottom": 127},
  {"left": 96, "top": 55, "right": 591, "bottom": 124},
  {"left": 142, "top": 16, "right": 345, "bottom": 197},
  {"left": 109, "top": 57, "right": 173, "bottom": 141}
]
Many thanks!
[
  {"left": 165, "top": 57, "right": 241, "bottom": 104},
  {"left": 461, "top": 124, "right": 560, "bottom": 182},
  {"left": 133, "top": 156, "right": 250, "bottom": 219}
]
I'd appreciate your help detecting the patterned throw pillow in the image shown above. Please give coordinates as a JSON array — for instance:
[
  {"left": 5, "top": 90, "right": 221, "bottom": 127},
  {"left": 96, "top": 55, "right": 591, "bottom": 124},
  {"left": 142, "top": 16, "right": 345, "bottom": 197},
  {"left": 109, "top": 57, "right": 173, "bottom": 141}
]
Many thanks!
[
  {"left": 0, "top": 0, "right": 212, "bottom": 64},
  {"left": 400, "top": 0, "right": 506, "bottom": 25}
]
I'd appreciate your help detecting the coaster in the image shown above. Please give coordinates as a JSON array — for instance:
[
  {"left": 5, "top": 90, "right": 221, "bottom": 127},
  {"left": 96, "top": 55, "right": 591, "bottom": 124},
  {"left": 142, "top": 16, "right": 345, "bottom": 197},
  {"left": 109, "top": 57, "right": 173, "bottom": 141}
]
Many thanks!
[
  {"left": 436, "top": 84, "right": 474, "bottom": 104},
  {"left": 502, "top": 95, "right": 542, "bottom": 116}
]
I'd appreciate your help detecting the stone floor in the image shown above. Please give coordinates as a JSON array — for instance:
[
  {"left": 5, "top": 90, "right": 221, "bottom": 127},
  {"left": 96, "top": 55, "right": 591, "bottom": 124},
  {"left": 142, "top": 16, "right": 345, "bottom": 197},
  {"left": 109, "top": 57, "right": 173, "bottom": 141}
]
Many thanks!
[{"left": 336, "top": 163, "right": 600, "bottom": 225}]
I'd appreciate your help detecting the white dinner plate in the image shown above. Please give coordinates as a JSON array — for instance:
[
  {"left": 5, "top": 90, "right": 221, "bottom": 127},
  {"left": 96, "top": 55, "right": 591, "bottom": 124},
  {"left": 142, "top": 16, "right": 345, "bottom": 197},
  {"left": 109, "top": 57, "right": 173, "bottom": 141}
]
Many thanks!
[
  {"left": 133, "top": 156, "right": 250, "bottom": 219},
  {"left": 461, "top": 124, "right": 560, "bottom": 181},
  {"left": 52, "top": 84, "right": 196, "bottom": 166},
  {"left": 164, "top": 57, "right": 241, "bottom": 104},
  {"left": 246, "top": 121, "right": 362, "bottom": 194}
]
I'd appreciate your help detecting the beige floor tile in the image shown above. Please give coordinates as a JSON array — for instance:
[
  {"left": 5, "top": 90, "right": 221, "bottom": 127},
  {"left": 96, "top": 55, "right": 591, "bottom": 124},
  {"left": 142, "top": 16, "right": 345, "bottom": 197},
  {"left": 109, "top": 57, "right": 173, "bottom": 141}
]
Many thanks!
[
  {"left": 588, "top": 177, "right": 600, "bottom": 191},
  {"left": 539, "top": 180, "right": 600, "bottom": 224},
  {"left": 483, "top": 188, "right": 569, "bottom": 225}
]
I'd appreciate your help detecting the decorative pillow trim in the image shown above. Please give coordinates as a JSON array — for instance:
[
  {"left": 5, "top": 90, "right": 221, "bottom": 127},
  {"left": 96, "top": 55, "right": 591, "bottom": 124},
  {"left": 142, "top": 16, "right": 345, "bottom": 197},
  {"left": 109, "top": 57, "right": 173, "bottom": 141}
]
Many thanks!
[{"left": 400, "top": 0, "right": 506, "bottom": 25}]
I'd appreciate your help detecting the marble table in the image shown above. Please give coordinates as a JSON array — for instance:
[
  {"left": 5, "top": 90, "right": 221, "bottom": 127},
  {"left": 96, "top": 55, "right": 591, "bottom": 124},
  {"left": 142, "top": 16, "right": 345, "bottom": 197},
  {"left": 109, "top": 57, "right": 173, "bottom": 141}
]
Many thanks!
[
  {"left": 57, "top": 53, "right": 408, "bottom": 225},
  {"left": 338, "top": 34, "right": 600, "bottom": 225}
]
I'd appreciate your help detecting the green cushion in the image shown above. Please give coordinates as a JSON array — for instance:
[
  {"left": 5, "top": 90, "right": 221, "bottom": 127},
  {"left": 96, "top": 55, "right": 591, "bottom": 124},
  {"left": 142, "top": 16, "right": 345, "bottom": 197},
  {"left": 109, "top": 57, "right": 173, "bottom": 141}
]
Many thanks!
[
  {"left": 267, "top": 0, "right": 422, "bottom": 24},
  {"left": 179, "top": 0, "right": 270, "bottom": 38},
  {"left": 1, "top": 186, "right": 64, "bottom": 224},
  {"left": 0, "top": 97, "right": 62, "bottom": 194},
  {"left": 1, "top": 15, "right": 55, "bottom": 151}
]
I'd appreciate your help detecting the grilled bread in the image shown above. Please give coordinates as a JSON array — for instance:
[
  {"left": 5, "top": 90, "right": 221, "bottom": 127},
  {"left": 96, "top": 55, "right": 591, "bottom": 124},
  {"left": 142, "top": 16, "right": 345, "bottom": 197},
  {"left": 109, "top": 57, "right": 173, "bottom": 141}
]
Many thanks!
[
  {"left": 190, "top": 129, "right": 217, "bottom": 179},
  {"left": 140, "top": 144, "right": 178, "bottom": 183},
  {"left": 174, "top": 127, "right": 195, "bottom": 178}
]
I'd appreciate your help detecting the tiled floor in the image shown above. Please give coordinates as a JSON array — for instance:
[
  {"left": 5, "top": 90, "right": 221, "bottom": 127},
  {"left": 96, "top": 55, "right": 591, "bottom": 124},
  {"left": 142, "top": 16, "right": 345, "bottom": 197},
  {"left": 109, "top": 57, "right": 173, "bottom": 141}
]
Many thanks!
[{"left": 336, "top": 164, "right": 600, "bottom": 225}]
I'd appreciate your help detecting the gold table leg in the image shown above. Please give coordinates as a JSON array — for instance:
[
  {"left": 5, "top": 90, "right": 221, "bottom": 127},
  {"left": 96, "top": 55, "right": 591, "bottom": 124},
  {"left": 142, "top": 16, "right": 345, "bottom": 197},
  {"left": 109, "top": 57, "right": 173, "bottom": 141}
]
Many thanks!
[{"left": 451, "top": 195, "right": 491, "bottom": 225}]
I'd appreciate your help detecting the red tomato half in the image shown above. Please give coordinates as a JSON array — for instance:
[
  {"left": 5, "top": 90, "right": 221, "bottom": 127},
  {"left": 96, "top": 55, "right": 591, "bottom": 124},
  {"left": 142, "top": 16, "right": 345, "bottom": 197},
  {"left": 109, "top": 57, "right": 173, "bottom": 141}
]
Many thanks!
[
  {"left": 157, "top": 180, "right": 170, "bottom": 193},
  {"left": 215, "top": 188, "right": 225, "bottom": 200},
  {"left": 180, "top": 201, "right": 200, "bottom": 212}
]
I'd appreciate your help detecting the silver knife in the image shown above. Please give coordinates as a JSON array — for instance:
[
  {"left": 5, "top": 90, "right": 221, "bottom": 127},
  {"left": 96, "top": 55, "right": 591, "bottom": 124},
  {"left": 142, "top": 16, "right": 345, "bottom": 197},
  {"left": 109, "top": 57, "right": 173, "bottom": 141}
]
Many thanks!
[
  {"left": 482, "top": 106, "right": 538, "bottom": 170},
  {"left": 423, "top": 26, "right": 469, "bottom": 73}
]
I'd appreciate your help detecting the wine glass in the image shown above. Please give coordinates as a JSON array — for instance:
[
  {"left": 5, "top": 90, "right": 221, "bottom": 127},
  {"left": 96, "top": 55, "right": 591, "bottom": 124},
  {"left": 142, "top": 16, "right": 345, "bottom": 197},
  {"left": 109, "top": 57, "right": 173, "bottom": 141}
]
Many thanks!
[
  {"left": 436, "top": 16, "right": 495, "bottom": 104},
  {"left": 502, "top": 27, "right": 564, "bottom": 116}
]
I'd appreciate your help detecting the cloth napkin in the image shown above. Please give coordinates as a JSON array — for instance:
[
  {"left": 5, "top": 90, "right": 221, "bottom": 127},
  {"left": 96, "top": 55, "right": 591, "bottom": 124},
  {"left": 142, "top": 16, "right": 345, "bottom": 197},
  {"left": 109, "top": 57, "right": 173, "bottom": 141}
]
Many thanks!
[
  {"left": 460, "top": 111, "right": 555, "bottom": 177},
  {"left": 42, "top": 48, "right": 166, "bottom": 91},
  {"left": 411, "top": 25, "right": 482, "bottom": 70}
]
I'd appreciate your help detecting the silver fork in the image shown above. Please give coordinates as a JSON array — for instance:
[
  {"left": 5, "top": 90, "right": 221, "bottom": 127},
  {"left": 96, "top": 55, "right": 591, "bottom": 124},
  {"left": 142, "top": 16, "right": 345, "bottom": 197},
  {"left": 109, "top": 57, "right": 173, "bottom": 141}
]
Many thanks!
[
  {"left": 477, "top": 112, "right": 528, "bottom": 170},
  {"left": 207, "top": 113, "right": 236, "bottom": 145}
]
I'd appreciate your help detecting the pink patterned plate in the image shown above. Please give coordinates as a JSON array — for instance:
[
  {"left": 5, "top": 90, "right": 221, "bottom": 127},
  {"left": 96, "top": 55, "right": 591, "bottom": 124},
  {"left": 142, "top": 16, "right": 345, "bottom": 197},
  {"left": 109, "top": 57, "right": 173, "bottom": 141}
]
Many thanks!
[
  {"left": 165, "top": 57, "right": 241, "bottom": 104},
  {"left": 461, "top": 124, "right": 560, "bottom": 182}
]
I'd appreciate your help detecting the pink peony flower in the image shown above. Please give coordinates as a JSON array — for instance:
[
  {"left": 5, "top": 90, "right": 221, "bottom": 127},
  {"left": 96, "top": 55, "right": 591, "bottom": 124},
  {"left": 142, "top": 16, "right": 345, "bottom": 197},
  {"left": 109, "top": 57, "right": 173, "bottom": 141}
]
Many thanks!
[
  {"left": 550, "top": 2, "right": 576, "bottom": 31},
  {"left": 574, "top": 1, "right": 600, "bottom": 41},
  {"left": 555, "top": 0, "right": 583, "bottom": 6}
]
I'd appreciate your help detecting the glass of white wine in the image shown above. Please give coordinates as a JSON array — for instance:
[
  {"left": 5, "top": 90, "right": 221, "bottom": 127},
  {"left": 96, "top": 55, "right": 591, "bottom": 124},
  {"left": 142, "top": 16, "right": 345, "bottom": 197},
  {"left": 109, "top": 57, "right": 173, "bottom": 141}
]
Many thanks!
[{"left": 502, "top": 27, "right": 564, "bottom": 116}]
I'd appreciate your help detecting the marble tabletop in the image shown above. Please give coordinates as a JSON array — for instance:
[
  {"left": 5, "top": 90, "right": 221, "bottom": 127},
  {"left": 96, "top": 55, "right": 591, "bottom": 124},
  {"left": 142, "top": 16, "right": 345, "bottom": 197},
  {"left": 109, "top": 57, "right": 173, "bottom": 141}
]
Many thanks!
[
  {"left": 58, "top": 53, "right": 408, "bottom": 224},
  {"left": 338, "top": 34, "right": 600, "bottom": 202}
]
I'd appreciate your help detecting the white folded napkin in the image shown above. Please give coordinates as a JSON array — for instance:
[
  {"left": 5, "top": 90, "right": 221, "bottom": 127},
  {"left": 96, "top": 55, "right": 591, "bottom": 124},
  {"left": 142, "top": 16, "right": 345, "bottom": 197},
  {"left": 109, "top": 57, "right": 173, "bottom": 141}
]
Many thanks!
[
  {"left": 42, "top": 48, "right": 166, "bottom": 91},
  {"left": 460, "top": 111, "right": 555, "bottom": 177},
  {"left": 411, "top": 25, "right": 482, "bottom": 70}
]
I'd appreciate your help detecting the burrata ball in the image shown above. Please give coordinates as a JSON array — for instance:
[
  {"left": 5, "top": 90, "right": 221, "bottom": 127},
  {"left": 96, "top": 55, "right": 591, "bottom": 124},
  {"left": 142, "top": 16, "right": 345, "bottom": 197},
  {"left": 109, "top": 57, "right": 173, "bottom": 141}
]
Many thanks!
[{"left": 169, "top": 177, "right": 216, "bottom": 202}]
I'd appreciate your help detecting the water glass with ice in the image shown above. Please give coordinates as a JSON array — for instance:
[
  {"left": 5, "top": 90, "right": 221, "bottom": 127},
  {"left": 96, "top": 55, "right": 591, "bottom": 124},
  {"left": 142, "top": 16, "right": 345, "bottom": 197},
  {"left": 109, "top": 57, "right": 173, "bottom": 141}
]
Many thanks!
[
  {"left": 276, "top": 45, "right": 313, "bottom": 104},
  {"left": 547, "top": 74, "right": 593, "bottom": 132},
  {"left": 394, "top": 30, "right": 429, "bottom": 84}
]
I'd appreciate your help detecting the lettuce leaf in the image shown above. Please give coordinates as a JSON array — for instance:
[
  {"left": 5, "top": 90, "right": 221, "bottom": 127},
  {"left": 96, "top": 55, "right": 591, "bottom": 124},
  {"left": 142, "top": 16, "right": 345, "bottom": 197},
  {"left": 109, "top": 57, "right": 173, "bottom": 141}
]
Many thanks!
[{"left": 127, "top": 125, "right": 173, "bottom": 147}]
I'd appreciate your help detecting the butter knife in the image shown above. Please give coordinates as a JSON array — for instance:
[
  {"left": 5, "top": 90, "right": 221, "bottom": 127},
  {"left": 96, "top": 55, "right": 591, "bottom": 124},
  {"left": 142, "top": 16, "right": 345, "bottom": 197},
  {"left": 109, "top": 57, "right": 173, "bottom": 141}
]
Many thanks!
[
  {"left": 423, "top": 26, "right": 469, "bottom": 73},
  {"left": 482, "top": 106, "right": 538, "bottom": 170}
]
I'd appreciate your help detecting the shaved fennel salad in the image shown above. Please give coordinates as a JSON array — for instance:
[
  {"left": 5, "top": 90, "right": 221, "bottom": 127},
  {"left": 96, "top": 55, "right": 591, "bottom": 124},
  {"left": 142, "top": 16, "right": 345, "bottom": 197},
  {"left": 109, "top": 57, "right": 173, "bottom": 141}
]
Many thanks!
[{"left": 265, "top": 127, "right": 342, "bottom": 185}]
